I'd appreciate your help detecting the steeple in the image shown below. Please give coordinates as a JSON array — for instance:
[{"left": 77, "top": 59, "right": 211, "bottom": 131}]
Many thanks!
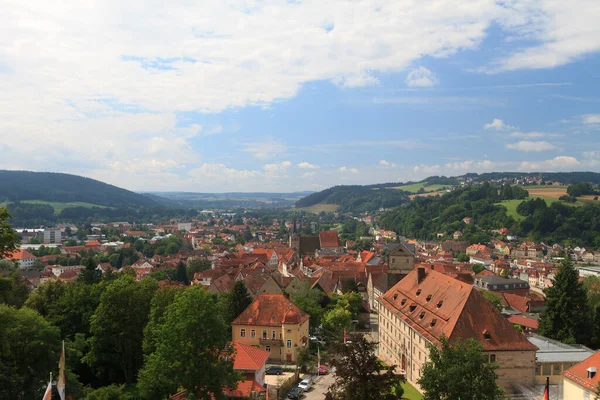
[{"left": 293, "top": 214, "right": 297, "bottom": 234}]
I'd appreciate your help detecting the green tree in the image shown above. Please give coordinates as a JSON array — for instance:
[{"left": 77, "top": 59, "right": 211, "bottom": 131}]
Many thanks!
[
  {"left": 0, "top": 271, "right": 29, "bottom": 307},
  {"left": 325, "top": 335, "right": 404, "bottom": 400},
  {"left": 472, "top": 264, "right": 486, "bottom": 274},
  {"left": 0, "top": 304, "right": 61, "bottom": 399},
  {"left": 322, "top": 305, "right": 352, "bottom": 341},
  {"left": 186, "top": 258, "right": 211, "bottom": 281},
  {"left": 479, "top": 290, "right": 503, "bottom": 312},
  {"left": 457, "top": 253, "right": 470, "bottom": 263},
  {"left": 83, "top": 276, "right": 158, "bottom": 385},
  {"left": 538, "top": 259, "right": 592, "bottom": 345},
  {"left": 175, "top": 261, "right": 190, "bottom": 285},
  {"left": 225, "top": 280, "right": 253, "bottom": 326},
  {"left": 83, "top": 384, "right": 138, "bottom": 400},
  {"left": 81, "top": 257, "right": 101, "bottom": 285},
  {"left": 137, "top": 286, "right": 240, "bottom": 399},
  {"left": 0, "top": 207, "right": 19, "bottom": 258},
  {"left": 418, "top": 337, "right": 503, "bottom": 400},
  {"left": 289, "top": 282, "right": 325, "bottom": 328},
  {"left": 143, "top": 286, "right": 184, "bottom": 356}
]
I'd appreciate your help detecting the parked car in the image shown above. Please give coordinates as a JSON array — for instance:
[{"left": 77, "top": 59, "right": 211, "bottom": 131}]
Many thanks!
[
  {"left": 287, "top": 387, "right": 304, "bottom": 399},
  {"left": 318, "top": 364, "right": 328, "bottom": 375},
  {"left": 298, "top": 378, "right": 312, "bottom": 391},
  {"left": 265, "top": 366, "right": 283, "bottom": 375}
]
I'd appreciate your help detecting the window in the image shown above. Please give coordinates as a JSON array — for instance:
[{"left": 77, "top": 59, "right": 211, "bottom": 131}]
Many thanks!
[
  {"left": 272, "top": 330, "right": 276, "bottom": 339},
  {"left": 416, "top": 289, "right": 422, "bottom": 296},
  {"left": 279, "top": 332, "right": 282, "bottom": 339},
  {"left": 251, "top": 329, "right": 256, "bottom": 338},
  {"left": 436, "top": 300, "right": 444, "bottom": 308},
  {"left": 240, "top": 329, "right": 246, "bottom": 337},
  {"left": 286, "top": 340, "right": 292, "bottom": 348},
  {"left": 262, "top": 330, "right": 267, "bottom": 339},
  {"left": 401, "top": 299, "right": 407, "bottom": 306},
  {"left": 287, "top": 329, "right": 291, "bottom": 333},
  {"left": 426, "top": 294, "right": 432, "bottom": 302},
  {"left": 265, "top": 345, "right": 271, "bottom": 352},
  {"left": 489, "top": 354, "right": 496, "bottom": 363},
  {"left": 419, "top": 311, "right": 426, "bottom": 319}
]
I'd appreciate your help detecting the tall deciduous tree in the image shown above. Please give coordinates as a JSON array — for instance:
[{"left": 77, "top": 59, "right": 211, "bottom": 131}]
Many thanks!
[
  {"left": 538, "top": 259, "right": 592, "bottom": 345},
  {"left": 0, "top": 271, "right": 29, "bottom": 307},
  {"left": 137, "top": 286, "right": 240, "bottom": 399},
  {"left": 143, "top": 286, "right": 184, "bottom": 356},
  {"left": 83, "top": 276, "right": 158, "bottom": 385},
  {"left": 226, "top": 280, "right": 252, "bottom": 325},
  {"left": 289, "top": 281, "right": 324, "bottom": 328},
  {"left": 418, "top": 337, "right": 503, "bottom": 400},
  {"left": 322, "top": 305, "right": 352, "bottom": 341},
  {"left": 325, "top": 335, "right": 403, "bottom": 400},
  {"left": 0, "top": 207, "right": 19, "bottom": 259},
  {"left": 0, "top": 304, "right": 61, "bottom": 399}
]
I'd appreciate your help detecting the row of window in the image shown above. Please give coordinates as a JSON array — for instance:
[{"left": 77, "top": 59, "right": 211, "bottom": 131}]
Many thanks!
[{"left": 239, "top": 329, "right": 293, "bottom": 348}]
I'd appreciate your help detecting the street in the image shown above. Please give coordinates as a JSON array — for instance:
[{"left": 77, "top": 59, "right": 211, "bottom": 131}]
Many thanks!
[{"left": 302, "top": 370, "right": 335, "bottom": 400}]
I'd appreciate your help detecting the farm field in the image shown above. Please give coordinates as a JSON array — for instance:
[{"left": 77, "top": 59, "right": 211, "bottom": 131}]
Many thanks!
[
  {"left": 409, "top": 190, "right": 447, "bottom": 199},
  {"left": 296, "top": 203, "right": 340, "bottom": 213},
  {"left": 525, "top": 186, "right": 567, "bottom": 199},
  {"left": 21, "top": 200, "right": 108, "bottom": 214},
  {"left": 393, "top": 181, "right": 448, "bottom": 193}
]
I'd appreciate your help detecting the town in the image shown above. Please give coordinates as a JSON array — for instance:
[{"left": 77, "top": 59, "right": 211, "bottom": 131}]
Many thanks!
[{"left": 3, "top": 183, "right": 600, "bottom": 399}]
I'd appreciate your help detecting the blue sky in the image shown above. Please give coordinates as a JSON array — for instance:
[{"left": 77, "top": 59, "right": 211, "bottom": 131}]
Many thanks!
[{"left": 1, "top": 0, "right": 600, "bottom": 192}]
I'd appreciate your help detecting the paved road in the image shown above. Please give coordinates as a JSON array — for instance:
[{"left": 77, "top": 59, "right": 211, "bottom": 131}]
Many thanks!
[{"left": 303, "top": 371, "right": 335, "bottom": 400}]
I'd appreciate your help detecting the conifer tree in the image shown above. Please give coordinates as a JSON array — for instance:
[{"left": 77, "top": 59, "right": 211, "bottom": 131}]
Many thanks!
[
  {"left": 226, "top": 280, "right": 252, "bottom": 324},
  {"left": 538, "top": 259, "right": 592, "bottom": 345}
]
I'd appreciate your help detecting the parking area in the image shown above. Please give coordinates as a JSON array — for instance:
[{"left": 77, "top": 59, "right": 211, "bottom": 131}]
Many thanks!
[
  {"left": 265, "top": 371, "right": 295, "bottom": 387},
  {"left": 302, "top": 370, "right": 335, "bottom": 399}
]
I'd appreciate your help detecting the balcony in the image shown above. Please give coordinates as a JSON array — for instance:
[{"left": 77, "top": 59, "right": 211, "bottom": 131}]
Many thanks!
[{"left": 260, "top": 338, "right": 283, "bottom": 346}]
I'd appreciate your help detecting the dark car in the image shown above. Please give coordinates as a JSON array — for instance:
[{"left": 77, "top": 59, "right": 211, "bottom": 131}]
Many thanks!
[
  {"left": 266, "top": 366, "right": 284, "bottom": 375},
  {"left": 287, "top": 387, "right": 304, "bottom": 399}
]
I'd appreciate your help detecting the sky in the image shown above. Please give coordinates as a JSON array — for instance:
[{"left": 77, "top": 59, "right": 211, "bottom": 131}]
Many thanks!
[{"left": 1, "top": 0, "right": 600, "bottom": 192}]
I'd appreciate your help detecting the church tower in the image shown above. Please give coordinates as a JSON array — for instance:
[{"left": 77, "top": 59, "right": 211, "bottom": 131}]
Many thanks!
[{"left": 289, "top": 215, "right": 300, "bottom": 253}]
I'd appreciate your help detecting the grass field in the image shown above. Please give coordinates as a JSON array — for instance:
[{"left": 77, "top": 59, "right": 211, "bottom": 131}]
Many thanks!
[
  {"left": 393, "top": 181, "right": 448, "bottom": 193},
  {"left": 22, "top": 200, "right": 108, "bottom": 214},
  {"left": 401, "top": 382, "right": 423, "bottom": 400},
  {"left": 496, "top": 196, "right": 573, "bottom": 221},
  {"left": 296, "top": 203, "right": 340, "bottom": 213}
]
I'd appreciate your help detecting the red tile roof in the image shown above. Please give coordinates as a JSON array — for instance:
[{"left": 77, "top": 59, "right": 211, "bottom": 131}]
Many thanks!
[
  {"left": 232, "top": 294, "right": 309, "bottom": 327},
  {"left": 233, "top": 342, "right": 269, "bottom": 371},
  {"left": 507, "top": 315, "right": 538, "bottom": 329},
  {"left": 7, "top": 248, "right": 36, "bottom": 260},
  {"left": 380, "top": 268, "right": 537, "bottom": 351},
  {"left": 223, "top": 379, "right": 266, "bottom": 398},
  {"left": 319, "top": 230, "right": 341, "bottom": 248},
  {"left": 563, "top": 351, "right": 600, "bottom": 392}
]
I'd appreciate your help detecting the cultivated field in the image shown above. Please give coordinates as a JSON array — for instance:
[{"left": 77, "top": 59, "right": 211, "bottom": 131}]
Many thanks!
[
  {"left": 296, "top": 203, "right": 340, "bottom": 213},
  {"left": 525, "top": 186, "right": 567, "bottom": 199},
  {"left": 393, "top": 182, "right": 448, "bottom": 193},
  {"left": 22, "top": 200, "right": 108, "bottom": 214},
  {"left": 409, "top": 190, "right": 446, "bottom": 200}
]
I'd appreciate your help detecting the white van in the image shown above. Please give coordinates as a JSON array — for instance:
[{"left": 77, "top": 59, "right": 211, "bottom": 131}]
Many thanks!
[{"left": 298, "top": 378, "right": 312, "bottom": 391}]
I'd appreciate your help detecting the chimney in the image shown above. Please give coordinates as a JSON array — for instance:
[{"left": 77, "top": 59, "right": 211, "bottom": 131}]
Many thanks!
[
  {"left": 417, "top": 267, "right": 426, "bottom": 285},
  {"left": 588, "top": 367, "right": 597, "bottom": 379}
]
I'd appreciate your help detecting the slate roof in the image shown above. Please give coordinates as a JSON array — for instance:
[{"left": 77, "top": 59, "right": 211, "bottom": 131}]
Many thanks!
[
  {"left": 232, "top": 294, "right": 309, "bottom": 327},
  {"left": 380, "top": 268, "right": 537, "bottom": 352}
]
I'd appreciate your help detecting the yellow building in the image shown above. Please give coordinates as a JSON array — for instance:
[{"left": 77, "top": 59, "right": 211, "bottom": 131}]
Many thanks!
[
  {"left": 563, "top": 351, "right": 600, "bottom": 399},
  {"left": 232, "top": 294, "right": 309, "bottom": 363}
]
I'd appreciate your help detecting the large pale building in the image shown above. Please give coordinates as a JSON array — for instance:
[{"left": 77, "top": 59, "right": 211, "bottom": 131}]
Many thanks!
[
  {"left": 232, "top": 294, "right": 309, "bottom": 363},
  {"left": 378, "top": 267, "right": 538, "bottom": 394},
  {"left": 563, "top": 351, "right": 600, "bottom": 399}
]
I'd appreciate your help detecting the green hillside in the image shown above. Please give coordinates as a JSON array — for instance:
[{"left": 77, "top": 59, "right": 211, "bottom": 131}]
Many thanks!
[
  {"left": 0, "top": 170, "right": 157, "bottom": 208},
  {"left": 21, "top": 200, "right": 109, "bottom": 215},
  {"left": 392, "top": 182, "right": 448, "bottom": 193}
]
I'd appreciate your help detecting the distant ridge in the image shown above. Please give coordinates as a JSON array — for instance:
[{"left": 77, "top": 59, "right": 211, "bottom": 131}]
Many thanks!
[{"left": 0, "top": 170, "right": 158, "bottom": 208}]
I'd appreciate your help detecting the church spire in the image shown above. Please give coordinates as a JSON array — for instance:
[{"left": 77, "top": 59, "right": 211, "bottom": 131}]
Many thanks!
[{"left": 293, "top": 214, "right": 297, "bottom": 234}]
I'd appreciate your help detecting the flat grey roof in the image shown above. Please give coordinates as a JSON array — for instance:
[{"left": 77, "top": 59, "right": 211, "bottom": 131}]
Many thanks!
[{"left": 527, "top": 334, "right": 595, "bottom": 363}]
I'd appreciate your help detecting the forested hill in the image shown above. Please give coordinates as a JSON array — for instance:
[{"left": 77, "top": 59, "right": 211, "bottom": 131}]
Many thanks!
[
  {"left": 379, "top": 183, "right": 600, "bottom": 248},
  {"left": 467, "top": 171, "right": 600, "bottom": 185},
  {"left": 295, "top": 185, "right": 411, "bottom": 213},
  {"left": 0, "top": 170, "right": 157, "bottom": 208}
]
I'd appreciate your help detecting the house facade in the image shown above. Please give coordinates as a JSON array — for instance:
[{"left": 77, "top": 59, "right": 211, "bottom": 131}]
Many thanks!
[{"left": 232, "top": 294, "right": 309, "bottom": 363}]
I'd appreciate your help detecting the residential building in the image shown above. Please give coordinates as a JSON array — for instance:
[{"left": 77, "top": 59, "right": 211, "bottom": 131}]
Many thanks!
[
  {"left": 4, "top": 248, "right": 37, "bottom": 269},
  {"left": 231, "top": 341, "right": 270, "bottom": 386},
  {"left": 386, "top": 242, "right": 416, "bottom": 291},
  {"left": 474, "top": 276, "right": 530, "bottom": 291},
  {"left": 232, "top": 294, "right": 309, "bottom": 363},
  {"left": 43, "top": 228, "right": 62, "bottom": 244},
  {"left": 563, "top": 351, "right": 600, "bottom": 399},
  {"left": 378, "top": 268, "right": 537, "bottom": 393}
]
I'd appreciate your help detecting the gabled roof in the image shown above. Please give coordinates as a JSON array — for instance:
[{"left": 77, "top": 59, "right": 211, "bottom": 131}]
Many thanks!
[
  {"left": 563, "top": 351, "right": 600, "bottom": 392},
  {"left": 6, "top": 248, "right": 36, "bottom": 260},
  {"left": 223, "top": 379, "right": 266, "bottom": 398},
  {"left": 232, "top": 294, "right": 309, "bottom": 327},
  {"left": 233, "top": 342, "right": 269, "bottom": 371},
  {"left": 319, "top": 231, "right": 341, "bottom": 248},
  {"left": 380, "top": 268, "right": 537, "bottom": 352}
]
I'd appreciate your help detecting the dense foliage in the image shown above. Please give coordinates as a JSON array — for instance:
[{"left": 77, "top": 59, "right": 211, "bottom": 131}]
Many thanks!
[
  {"left": 418, "top": 337, "right": 503, "bottom": 400},
  {"left": 295, "top": 185, "right": 410, "bottom": 213},
  {"left": 567, "top": 182, "right": 598, "bottom": 197},
  {"left": 0, "top": 207, "right": 19, "bottom": 258},
  {"left": 0, "top": 170, "right": 158, "bottom": 207}
]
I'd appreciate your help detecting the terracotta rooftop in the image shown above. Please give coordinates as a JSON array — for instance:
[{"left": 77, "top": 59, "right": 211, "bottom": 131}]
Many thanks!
[
  {"left": 563, "top": 351, "right": 600, "bottom": 392},
  {"left": 380, "top": 268, "right": 537, "bottom": 352},
  {"left": 232, "top": 342, "right": 269, "bottom": 371},
  {"left": 6, "top": 248, "right": 36, "bottom": 260},
  {"left": 232, "top": 294, "right": 309, "bottom": 327},
  {"left": 319, "top": 230, "right": 341, "bottom": 248},
  {"left": 223, "top": 379, "right": 266, "bottom": 398}
]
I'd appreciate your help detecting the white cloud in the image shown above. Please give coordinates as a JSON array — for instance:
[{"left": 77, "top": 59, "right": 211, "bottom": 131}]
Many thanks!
[
  {"left": 519, "top": 156, "right": 581, "bottom": 171},
  {"left": 413, "top": 164, "right": 441, "bottom": 175},
  {"left": 509, "top": 131, "right": 562, "bottom": 139},
  {"left": 505, "top": 141, "right": 558, "bottom": 152},
  {"left": 484, "top": 119, "right": 515, "bottom": 131},
  {"left": 379, "top": 160, "right": 396, "bottom": 168},
  {"left": 243, "top": 140, "right": 286, "bottom": 160},
  {"left": 405, "top": 67, "right": 438, "bottom": 88},
  {"left": 339, "top": 166, "right": 359, "bottom": 174},
  {"left": 297, "top": 162, "right": 320, "bottom": 169},
  {"left": 583, "top": 114, "right": 600, "bottom": 124},
  {"left": 263, "top": 161, "right": 292, "bottom": 178}
]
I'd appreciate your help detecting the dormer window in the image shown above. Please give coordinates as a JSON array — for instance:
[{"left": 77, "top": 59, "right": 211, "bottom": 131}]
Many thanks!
[
  {"left": 430, "top": 319, "right": 437, "bottom": 327},
  {"left": 426, "top": 294, "right": 432, "bottom": 302},
  {"left": 419, "top": 311, "right": 426, "bottom": 319},
  {"left": 401, "top": 299, "right": 407, "bottom": 306},
  {"left": 436, "top": 300, "right": 444, "bottom": 308},
  {"left": 393, "top": 294, "right": 398, "bottom": 300},
  {"left": 483, "top": 330, "right": 491, "bottom": 340},
  {"left": 409, "top": 304, "right": 417, "bottom": 312},
  {"left": 416, "top": 289, "right": 422, "bottom": 296}
]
